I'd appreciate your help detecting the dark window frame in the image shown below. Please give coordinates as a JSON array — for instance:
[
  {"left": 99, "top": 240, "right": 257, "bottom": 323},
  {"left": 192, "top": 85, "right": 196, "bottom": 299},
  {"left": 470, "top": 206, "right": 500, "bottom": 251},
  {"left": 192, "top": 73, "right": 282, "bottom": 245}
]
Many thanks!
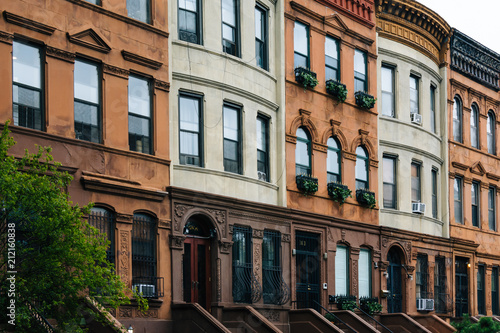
[
  {"left": 453, "top": 97, "right": 463, "bottom": 143},
  {"left": 256, "top": 114, "right": 269, "bottom": 182},
  {"left": 12, "top": 40, "right": 44, "bottom": 131},
  {"left": 221, "top": 0, "right": 240, "bottom": 57},
  {"left": 471, "top": 181, "right": 480, "bottom": 228},
  {"left": 327, "top": 137, "right": 341, "bottom": 183},
  {"left": 325, "top": 35, "right": 339, "bottom": 81},
  {"left": 416, "top": 254, "right": 429, "bottom": 299},
  {"left": 431, "top": 168, "right": 438, "bottom": 219},
  {"left": 489, "top": 186, "right": 496, "bottom": 231},
  {"left": 383, "top": 155, "right": 397, "bottom": 209},
  {"left": 128, "top": 74, "right": 153, "bottom": 155},
  {"left": 255, "top": 3, "right": 268, "bottom": 70},
  {"left": 411, "top": 161, "right": 421, "bottom": 203},
  {"left": 232, "top": 225, "right": 254, "bottom": 303},
  {"left": 179, "top": 92, "right": 204, "bottom": 167},
  {"left": 355, "top": 146, "right": 369, "bottom": 190},
  {"left": 477, "top": 264, "right": 486, "bottom": 315},
  {"left": 74, "top": 58, "right": 102, "bottom": 144},
  {"left": 262, "top": 230, "right": 283, "bottom": 304},
  {"left": 454, "top": 176, "right": 464, "bottom": 224},
  {"left": 430, "top": 84, "right": 436, "bottom": 133},
  {"left": 487, "top": 111, "right": 496, "bottom": 155},
  {"left": 295, "top": 127, "right": 312, "bottom": 176},
  {"left": 223, "top": 102, "right": 242, "bottom": 174},
  {"left": 354, "top": 49, "right": 367, "bottom": 92},
  {"left": 470, "top": 104, "right": 479, "bottom": 149},
  {"left": 409, "top": 74, "right": 419, "bottom": 115},
  {"left": 127, "top": 0, "right": 151, "bottom": 24},
  {"left": 293, "top": 21, "right": 309, "bottom": 69},
  {"left": 178, "top": 0, "right": 202, "bottom": 44},
  {"left": 89, "top": 207, "right": 115, "bottom": 264},
  {"left": 381, "top": 64, "right": 395, "bottom": 117}
]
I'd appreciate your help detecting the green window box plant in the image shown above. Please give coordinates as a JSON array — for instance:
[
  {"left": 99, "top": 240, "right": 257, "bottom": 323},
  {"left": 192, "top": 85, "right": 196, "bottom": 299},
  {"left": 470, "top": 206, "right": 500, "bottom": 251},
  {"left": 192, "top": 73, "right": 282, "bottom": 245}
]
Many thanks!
[
  {"left": 360, "top": 297, "right": 382, "bottom": 316},
  {"left": 327, "top": 182, "right": 352, "bottom": 205},
  {"left": 296, "top": 174, "right": 318, "bottom": 196},
  {"left": 355, "top": 91, "right": 376, "bottom": 109},
  {"left": 356, "top": 189, "right": 376, "bottom": 208},
  {"left": 295, "top": 67, "right": 319, "bottom": 90},
  {"left": 326, "top": 80, "right": 348, "bottom": 103},
  {"left": 335, "top": 295, "right": 357, "bottom": 311}
]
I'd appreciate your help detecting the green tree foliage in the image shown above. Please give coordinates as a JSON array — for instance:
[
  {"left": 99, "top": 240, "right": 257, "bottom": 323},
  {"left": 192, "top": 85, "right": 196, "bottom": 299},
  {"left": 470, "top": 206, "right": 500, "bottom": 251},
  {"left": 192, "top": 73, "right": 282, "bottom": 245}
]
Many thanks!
[
  {"left": 452, "top": 315, "right": 500, "bottom": 333},
  {"left": 0, "top": 123, "right": 129, "bottom": 332}
]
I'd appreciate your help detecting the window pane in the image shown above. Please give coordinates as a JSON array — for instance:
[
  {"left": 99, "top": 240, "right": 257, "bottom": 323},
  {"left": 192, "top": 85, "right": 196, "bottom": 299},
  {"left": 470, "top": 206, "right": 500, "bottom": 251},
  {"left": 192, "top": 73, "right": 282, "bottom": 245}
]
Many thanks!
[
  {"left": 13, "top": 85, "right": 40, "bottom": 108},
  {"left": 325, "top": 37, "right": 338, "bottom": 61},
  {"left": 430, "top": 86, "right": 436, "bottom": 133},
  {"left": 179, "top": 0, "right": 196, "bottom": 11},
  {"left": 488, "top": 113, "right": 495, "bottom": 154},
  {"left": 256, "top": 117, "right": 267, "bottom": 151},
  {"left": 13, "top": 42, "right": 41, "bottom": 88},
  {"left": 432, "top": 169, "right": 438, "bottom": 218},
  {"left": 411, "top": 163, "right": 420, "bottom": 202},
  {"left": 410, "top": 76, "right": 419, "bottom": 114},
  {"left": 222, "top": 0, "right": 236, "bottom": 26},
  {"left": 356, "top": 147, "right": 368, "bottom": 187},
  {"left": 294, "top": 22, "right": 308, "bottom": 56},
  {"left": 255, "top": 8, "right": 263, "bottom": 40},
  {"left": 383, "top": 157, "right": 395, "bottom": 183},
  {"left": 454, "top": 178, "right": 463, "bottom": 223},
  {"left": 224, "top": 106, "right": 238, "bottom": 140},
  {"left": 335, "top": 246, "right": 348, "bottom": 296},
  {"left": 453, "top": 98, "right": 462, "bottom": 142},
  {"left": 354, "top": 50, "right": 366, "bottom": 75},
  {"left": 471, "top": 106, "right": 478, "bottom": 148},
  {"left": 359, "top": 249, "right": 371, "bottom": 298},
  {"left": 180, "top": 96, "right": 199, "bottom": 132},
  {"left": 127, "top": 0, "right": 150, "bottom": 23},
  {"left": 129, "top": 76, "right": 150, "bottom": 117},
  {"left": 296, "top": 140, "right": 309, "bottom": 167},
  {"left": 75, "top": 61, "right": 99, "bottom": 103}
]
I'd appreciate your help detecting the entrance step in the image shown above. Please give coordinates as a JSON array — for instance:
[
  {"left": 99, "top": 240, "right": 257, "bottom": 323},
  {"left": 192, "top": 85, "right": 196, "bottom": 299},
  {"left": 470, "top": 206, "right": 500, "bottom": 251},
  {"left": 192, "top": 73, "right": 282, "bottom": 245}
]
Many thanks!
[
  {"left": 172, "top": 302, "right": 231, "bottom": 333},
  {"left": 378, "top": 313, "right": 432, "bottom": 333},
  {"left": 289, "top": 309, "right": 344, "bottom": 333},
  {"left": 331, "top": 310, "right": 381, "bottom": 333},
  {"left": 410, "top": 314, "right": 456, "bottom": 333},
  {"left": 222, "top": 306, "right": 282, "bottom": 333}
]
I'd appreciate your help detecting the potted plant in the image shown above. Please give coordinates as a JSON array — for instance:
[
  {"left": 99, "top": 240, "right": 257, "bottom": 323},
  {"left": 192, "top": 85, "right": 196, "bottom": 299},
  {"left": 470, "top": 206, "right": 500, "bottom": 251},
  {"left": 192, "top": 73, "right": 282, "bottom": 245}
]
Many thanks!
[
  {"left": 327, "top": 182, "right": 352, "bottom": 205},
  {"left": 296, "top": 174, "right": 318, "bottom": 196},
  {"left": 360, "top": 297, "right": 382, "bottom": 316},
  {"left": 356, "top": 189, "right": 376, "bottom": 208},
  {"left": 336, "top": 295, "right": 357, "bottom": 311},
  {"left": 354, "top": 91, "right": 377, "bottom": 109},
  {"left": 326, "top": 80, "right": 348, "bottom": 103},
  {"left": 295, "top": 67, "right": 319, "bottom": 90}
]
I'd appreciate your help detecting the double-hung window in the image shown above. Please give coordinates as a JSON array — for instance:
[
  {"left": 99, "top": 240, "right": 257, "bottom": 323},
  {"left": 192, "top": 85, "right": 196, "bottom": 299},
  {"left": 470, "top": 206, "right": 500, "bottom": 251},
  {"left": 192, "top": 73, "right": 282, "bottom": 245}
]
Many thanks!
[
  {"left": 488, "top": 111, "right": 496, "bottom": 154},
  {"left": 432, "top": 168, "right": 438, "bottom": 219},
  {"left": 179, "top": 0, "right": 201, "bottom": 44},
  {"left": 454, "top": 177, "right": 463, "bottom": 224},
  {"left": 381, "top": 65, "right": 394, "bottom": 117},
  {"left": 255, "top": 4, "right": 268, "bottom": 70},
  {"left": 127, "top": 0, "right": 151, "bottom": 23},
  {"left": 383, "top": 156, "right": 396, "bottom": 209},
  {"left": 354, "top": 50, "right": 367, "bottom": 92},
  {"left": 471, "top": 104, "right": 479, "bottom": 149},
  {"left": 430, "top": 85, "right": 436, "bottom": 133},
  {"left": 257, "top": 115, "right": 269, "bottom": 181},
  {"left": 179, "top": 93, "right": 203, "bottom": 166},
  {"left": 453, "top": 97, "right": 463, "bottom": 143},
  {"left": 355, "top": 146, "right": 369, "bottom": 189},
  {"left": 12, "top": 41, "right": 43, "bottom": 131},
  {"left": 296, "top": 127, "right": 311, "bottom": 175},
  {"left": 222, "top": 0, "right": 239, "bottom": 57},
  {"left": 132, "top": 213, "right": 158, "bottom": 298},
  {"left": 335, "top": 245, "right": 348, "bottom": 296},
  {"left": 471, "top": 181, "right": 480, "bottom": 227},
  {"left": 489, "top": 187, "right": 496, "bottom": 231},
  {"left": 74, "top": 59, "right": 101, "bottom": 143},
  {"left": 410, "top": 75, "right": 419, "bottom": 115},
  {"left": 325, "top": 36, "right": 339, "bottom": 81},
  {"left": 411, "top": 162, "right": 421, "bottom": 203},
  {"left": 223, "top": 103, "right": 241, "bottom": 174},
  {"left": 128, "top": 75, "right": 152, "bottom": 154},
  {"left": 294, "top": 22, "right": 309, "bottom": 69},
  {"left": 358, "top": 249, "right": 371, "bottom": 298},
  {"left": 327, "top": 137, "right": 341, "bottom": 183}
]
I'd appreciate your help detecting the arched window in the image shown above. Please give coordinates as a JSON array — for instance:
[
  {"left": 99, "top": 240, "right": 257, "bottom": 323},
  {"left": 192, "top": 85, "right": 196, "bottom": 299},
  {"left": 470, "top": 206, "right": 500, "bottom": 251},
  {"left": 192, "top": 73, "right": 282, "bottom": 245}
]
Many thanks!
[
  {"left": 470, "top": 104, "right": 479, "bottom": 149},
  {"left": 296, "top": 127, "right": 311, "bottom": 175},
  {"left": 89, "top": 207, "right": 115, "bottom": 264},
  {"left": 355, "top": 146, "right": 369, "bottom": 190},
  {"left": 453, "top": 97, "right": 463, "bottom": 143},
  {"left": 327, "top": 137, "right": 341, "bottom": 183},
  {"left": 487, "top": 111, "right": 496, "bottom": 154},
  {"left": 132, "top": 212, "right": 159, "bottom": 298}
]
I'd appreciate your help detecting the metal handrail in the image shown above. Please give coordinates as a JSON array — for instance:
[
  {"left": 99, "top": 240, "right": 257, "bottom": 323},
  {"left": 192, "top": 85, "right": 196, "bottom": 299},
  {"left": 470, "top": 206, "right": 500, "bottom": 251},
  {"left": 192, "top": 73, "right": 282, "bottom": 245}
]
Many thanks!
[
  {"left": 354, "top": 305, "right": 393, "bottom": 333},
  {"left": 25, "top": 301, "right": 55, "bottom": 333},
  {"left": 312, "top": 300, "right": 357, "bottom": 333}
]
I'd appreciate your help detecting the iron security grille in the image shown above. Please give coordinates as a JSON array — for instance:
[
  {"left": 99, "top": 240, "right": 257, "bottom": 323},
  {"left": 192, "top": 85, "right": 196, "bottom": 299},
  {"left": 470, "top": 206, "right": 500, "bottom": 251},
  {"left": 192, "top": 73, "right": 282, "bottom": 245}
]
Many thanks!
[
  {"left": 455, "top": 258, "right": 469, "bottom": 317},
  {"left": 132, "top": 213, "right": 157, "bottom": 296},
  {"left": 434, "top": 257, "right": 449, "bottom": 313},
  {"left": 416, "top": 254, "right": 428, "bottom": 299},
  {"left": 88, "top": 209, "right": 115, "bottom": 264},
  {"left": 263, "top": 230, "right": 290, "bottom": 305},
  {"left": 295, "top": 231, "right": 320, "bottom": 311}
]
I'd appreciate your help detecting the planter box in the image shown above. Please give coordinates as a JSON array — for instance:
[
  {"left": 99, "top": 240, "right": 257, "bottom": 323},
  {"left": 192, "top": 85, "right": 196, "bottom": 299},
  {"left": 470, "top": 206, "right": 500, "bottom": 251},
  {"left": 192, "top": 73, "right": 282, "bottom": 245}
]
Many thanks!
[
  {"left": 327, "top": 182, "right": 351, "bottom": 204},
  {"left": 354, "top": 91, "right": 376, "bottom": 109},
  {"left": 335, "top": 295, "right": 357, "bottom": 310},
  {"left": 326, "top": 80, "right": 348, "bottom": 102},
  {"left": 296, "top": 175, "right": 318, "bottom": 195},
  {"left": 294, "top": 67, "right": 318, "bottom": 89},
  {"left": 356, "top": 189, "right": 376, "bottom": 208}
]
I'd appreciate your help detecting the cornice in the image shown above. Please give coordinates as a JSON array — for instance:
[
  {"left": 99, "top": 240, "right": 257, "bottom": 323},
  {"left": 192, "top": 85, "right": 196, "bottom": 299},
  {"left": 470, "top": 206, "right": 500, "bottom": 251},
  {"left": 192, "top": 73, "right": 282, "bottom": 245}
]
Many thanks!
[
  {"left": 46, "top": 46, "right": 75, "bottom": 63},
  {"left": 103, "top": 64, "right": 129, "bottom": 79},
  {"left": 312, "top": 0, "right": 376, "bottom": 29},
  {"left": 378, "top": 48, "right": 442, "bottom": 83},
  {"left": 0, "top": 31, "right": 14, "bottom": 45},
  {"left": 67, "top": 28, "right": 111, "bottom": 54},
  {"left": 3, "top": 11, "right": 56, "bottom": 35},
  {"left": 121, "top": 50, "right": 163, "bottom": 70},
  {"left": 451, "top": 29, "right": 500, "bottom": 72},
  {"left": 379, "top": 139, "right": 444, "bottom": 166}
]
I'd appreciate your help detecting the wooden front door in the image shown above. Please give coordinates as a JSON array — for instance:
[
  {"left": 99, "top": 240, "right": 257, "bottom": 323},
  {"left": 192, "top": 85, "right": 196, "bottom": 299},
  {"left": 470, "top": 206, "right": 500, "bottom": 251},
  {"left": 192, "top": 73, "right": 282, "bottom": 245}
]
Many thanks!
[{"left": 183, "top": 237, "right": 211, "bottom": 310}]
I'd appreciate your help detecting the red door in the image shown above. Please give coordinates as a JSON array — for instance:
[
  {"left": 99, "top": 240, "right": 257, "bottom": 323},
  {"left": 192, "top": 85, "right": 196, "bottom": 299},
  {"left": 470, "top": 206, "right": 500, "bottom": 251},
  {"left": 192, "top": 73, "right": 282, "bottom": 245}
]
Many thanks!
[{"left": 183, "top": 237, "right": 211, "bottom": 310}]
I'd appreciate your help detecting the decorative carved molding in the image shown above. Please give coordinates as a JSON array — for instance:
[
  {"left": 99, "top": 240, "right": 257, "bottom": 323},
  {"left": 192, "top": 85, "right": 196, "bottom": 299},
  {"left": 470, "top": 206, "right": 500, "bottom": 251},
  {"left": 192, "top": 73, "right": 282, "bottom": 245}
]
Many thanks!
[
  {"left": 312, "top": 142, "right": 327, "bottom": 153},
  {"left": 136, "top": 309, "right": 158, "bottom": 318},
  {"left": 207, "top": 208, "right": 227, "bottom": 237},
  {"left": 217, "top": 258, "right": 222, "bottom": 302},
  {"left": 352, "top": 260, "right": 358, "bottom": 295},
  {"left": 344, "top": 151, "right": 357, "bottom": 161},
  {"left": 115, "top": 213, "right": 133, "bottom": 224},
  {"left": 46, "top": 46, "right": 75, "bottom": 63},
  {"left": 379, "top": 261, "right": 389, "bottom": 271},
  {"left": 487, "top": 173, "right": 500, "bottom": 181},
  {"left": 228, "top": 210, "right": 286, "bottom": 226},
  {"left": 170, "top": 235, "right": 185, "bottom": 250},
  {"left": 341, "top": 229, "right": 346, "bottom": 241},
  {"left": 261, "top": 310, "right": 280, "bottom": 322},
  {"left": 3, "top": 11, "right": 56, "bottom": 35},
  {"left": 67, "top": 28, "right": 111, "bottom": 53},
  {"left": 327, "top": 228, "right": 334, "bottom": 242},
  {"left": 219, "top": 240, "right": 233, "bottom": 254},
  {"left": 154, "top": 79, "right": 170, "bottom": 92},
  {"left": 282, "top": 233, "right": 291, "bottom": 243},
  {"left": 0, "top": 31, "right": 14, "bottom": 44},
  {"left": 253, "top": 229, "right": 264, "bottom": 239},
  {"left": 382, "top": 237, "right": 389, "bottom": 248},
  {"left": 406, "top": 265, "right": 415, "bottom": 274},
  {"left": 470, "top": 161, "right": 486, "bottom": 176},
  {"left": 158, "top": 219, "right": 171, "bottom": 229},
  {"left": 285, "top": 134, "right": 297, "bottom": 144},
  {"left": 119, "top": 231, "right": 130, "bottom": 283},
  {"left": 122, "top": 50, "right": 163, "bottom": 70},
  {"left": 173, "top": 204, "right": 194, "bottom": 231},
  {"left": 451, "top": 161, "right": 469, "bottom": 171},
  {"left": 103, "top": 64, "right": 129, "bottom": 79},
  {"left": 119, "top": 307, "right": 132, "bottom": 318},
  {"left": 369, "top": 160, "right": 379, "bottom": 168},
  {"left": 254, "top": 243, "right": 261, "bottom": 282}
]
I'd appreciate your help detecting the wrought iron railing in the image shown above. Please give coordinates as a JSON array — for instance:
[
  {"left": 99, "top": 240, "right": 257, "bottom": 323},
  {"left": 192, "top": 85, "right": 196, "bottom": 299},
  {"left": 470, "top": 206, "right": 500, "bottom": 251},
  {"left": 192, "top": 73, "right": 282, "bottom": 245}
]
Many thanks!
[
  {"left": 312, "top": 300, "right": 357, "bottom": 333},
  {"left": 25, "top": 300, "right": 55, "bottom": 333},
  {"left": 354, "top": 303, "right": 393, "bottom": 333},
  {"left": 435, "top": 292, "right": 452, "bottom": 314},
  {"left": 263, "top": 268, "right": 290, "bottom": 305},
  {"left": 132, "top": 276, "right": 164, "bottom": 298},
  {"left": 233, "top": 262, "right": 263, "bottom": 303},
  {"left": 88, "top": 209, "right": 115, "bottom": 264}
]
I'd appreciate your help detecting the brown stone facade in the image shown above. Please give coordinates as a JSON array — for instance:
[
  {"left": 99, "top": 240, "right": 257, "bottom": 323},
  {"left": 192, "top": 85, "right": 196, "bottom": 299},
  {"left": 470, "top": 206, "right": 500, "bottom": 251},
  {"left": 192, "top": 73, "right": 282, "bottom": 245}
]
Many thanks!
[
  {"left": 0, "top": 0, "right": 171, "bottom": 330},
  {"left": 448, "top": 29, "right": 500, "bottom": 317}
]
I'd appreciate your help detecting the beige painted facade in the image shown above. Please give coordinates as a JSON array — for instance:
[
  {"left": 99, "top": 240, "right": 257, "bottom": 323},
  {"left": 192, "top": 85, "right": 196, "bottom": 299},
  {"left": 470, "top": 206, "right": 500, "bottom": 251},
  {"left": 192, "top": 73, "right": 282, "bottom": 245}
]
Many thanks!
[{"left": 168, "top": 0, "right": 286, "bottom": 206}]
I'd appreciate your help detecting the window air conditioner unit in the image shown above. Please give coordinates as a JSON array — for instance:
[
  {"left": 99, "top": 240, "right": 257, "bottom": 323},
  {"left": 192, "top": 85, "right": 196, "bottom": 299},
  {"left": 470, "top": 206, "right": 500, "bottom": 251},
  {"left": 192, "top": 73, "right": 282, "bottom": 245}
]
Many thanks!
[
  {"left": 412, "top": 202, "right": 426, "bottom": 214},
  {"left": 133, "top": 284, "right": 155, "bottom": 297},
  {"left": 410, "top": 113, "right": 422, "bottom": 125},
  {"left": 258, "top": 171, "right": 267, "bottom": 181},
  {"left": 416, "top": 298, "right": 434, "bottom": 311}
]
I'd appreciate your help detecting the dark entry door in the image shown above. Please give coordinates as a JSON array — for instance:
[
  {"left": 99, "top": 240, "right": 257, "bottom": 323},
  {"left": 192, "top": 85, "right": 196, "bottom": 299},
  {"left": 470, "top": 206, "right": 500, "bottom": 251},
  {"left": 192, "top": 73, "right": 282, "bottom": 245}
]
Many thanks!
[
  {"left": 455, "top": 257, "right": 469, "bottom": 317},
  {"left": 387, "top": 248, "right": 403, "bottom": 313},
  {"left": 183, "top": 237, "right": 211, "bottom": 310},
  {"left": 295, "top": 231, "right": 320, "bottom": 311}
]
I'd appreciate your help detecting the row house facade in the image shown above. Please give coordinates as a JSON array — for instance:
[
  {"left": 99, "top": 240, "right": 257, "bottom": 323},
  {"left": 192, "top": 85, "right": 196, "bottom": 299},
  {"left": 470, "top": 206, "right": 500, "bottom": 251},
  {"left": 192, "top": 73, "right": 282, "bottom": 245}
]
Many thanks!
[{"left": 0, "top": 0, "right": 172, "bottom": 331}]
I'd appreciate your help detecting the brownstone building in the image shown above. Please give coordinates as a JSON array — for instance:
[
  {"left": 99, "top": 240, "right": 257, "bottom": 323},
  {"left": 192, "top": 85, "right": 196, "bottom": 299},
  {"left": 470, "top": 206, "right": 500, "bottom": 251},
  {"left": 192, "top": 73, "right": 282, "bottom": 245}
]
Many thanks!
[
  {"left": 0, "top": 0, "right": 171, "bottom": 330},
  {"left": 448, "top": 28, "right": 500, "bottom": 317}
]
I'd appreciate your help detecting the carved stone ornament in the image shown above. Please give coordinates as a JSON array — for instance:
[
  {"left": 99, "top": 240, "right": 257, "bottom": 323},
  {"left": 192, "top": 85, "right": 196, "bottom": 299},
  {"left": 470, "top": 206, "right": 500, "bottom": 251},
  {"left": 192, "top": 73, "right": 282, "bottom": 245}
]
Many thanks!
[
  {"left": 119, "top": 307, "right": 132, "bottom": 318},
  {"left": 173, "top": 204, "right": 194, "bottom": 231},
  {"left": 262, "top": 310, "right": 280, "bottom": 322},
  {"left": 119, "top": 231, "right": 130, "bottom": 283},
  {"left": 217, "top": 258, "right": 222, "bottom": 302},
  {"left": 352, "top": 260, "right": 358, "bottom": 295},
  {"left": 136, "top": 309, "right": 158, "bottom": 318},
  {"left": 379, "top": 261, "right": 389, "bottom": 271},
  {"left": 3, "top": 11, "right": 56, "bottom": 35},
  {"left": 254, "top": 243, "right": 261, "bottom": 281},
  {"left": 170, "top": 235, "right": 185, "bottom": 250},
  {"left": 382, "top": 237, "right": 389, "bottom": 248},
  {"left": 282, "top": 233, "right": 291, "bottom": 243},
  {"left": 219, "top": 240, "right": 233, "bottom": 254},
  {"left": 122, "top": 50, "right": 163, "bottom": 70},
  {"left": 253, "top": 229, "right": 264, "bottom": 239},
  {"left": 341, "top": 229, "right": 346, "bottom": 241},
  {"left": 46, "top": 46, "right": 76, "bottom": 63},
  {"left": 103, "top": 64, "right": 129, "bottom": 79},
  {"left": 154, "top": 79, "right": 170, "bottom": 92},
  {"left": 0, "top": 31, "right": 13, "bottom": 44}
]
